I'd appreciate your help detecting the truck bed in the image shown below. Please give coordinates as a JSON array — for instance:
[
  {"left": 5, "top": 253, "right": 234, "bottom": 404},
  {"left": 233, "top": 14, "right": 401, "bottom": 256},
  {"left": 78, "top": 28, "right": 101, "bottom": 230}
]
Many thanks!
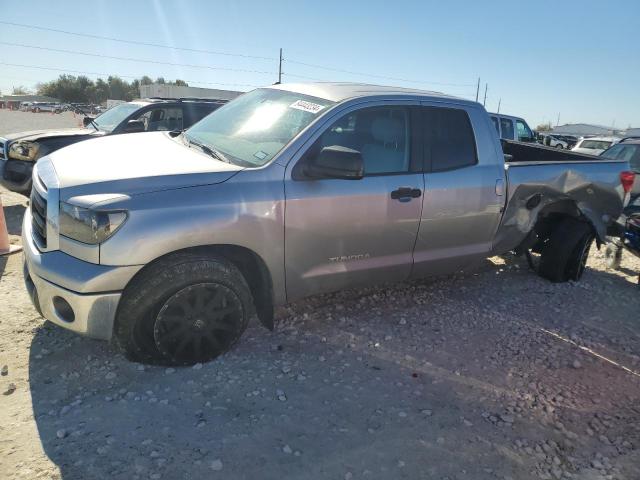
[
  {"left": 492, "top": 140, "right": 629, "bottom": 254},
  {"left": 502, "top": 139, "right": 605, "bottom": 163}
]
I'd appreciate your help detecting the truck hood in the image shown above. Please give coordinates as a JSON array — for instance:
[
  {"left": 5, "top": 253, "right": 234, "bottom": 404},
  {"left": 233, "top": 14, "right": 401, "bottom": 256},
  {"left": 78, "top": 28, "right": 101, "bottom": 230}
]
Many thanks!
[
  {"left": 3, "top": 127, "right": 100, "bottom": 142},
  {"left": 42, "top": 132, "right": 243, "bottom": 198}
]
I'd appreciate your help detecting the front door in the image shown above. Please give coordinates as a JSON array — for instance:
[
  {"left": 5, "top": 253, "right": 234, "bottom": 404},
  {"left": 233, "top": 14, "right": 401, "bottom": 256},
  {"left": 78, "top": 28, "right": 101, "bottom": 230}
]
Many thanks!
[{"left": 284, "top": 105, "right": 424, "bottom": 300}]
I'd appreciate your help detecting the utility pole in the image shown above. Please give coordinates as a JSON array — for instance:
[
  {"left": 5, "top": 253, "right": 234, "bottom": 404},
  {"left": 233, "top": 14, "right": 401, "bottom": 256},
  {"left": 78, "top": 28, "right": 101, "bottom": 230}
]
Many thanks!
[
  {"left": 497, "top": 98, "right": 501, "bottom": 113},
  {"left": 475, "top": 77, "right": 480, "bottom": 102},
  {"left": 556, "top": 112, "right": 560, "bottom": 127},
  {"left": 483, "top": 83, "right": 487, "bottom": 107},
  {"left": 277, "top": 48, "right": 283, "bottom": 84}
]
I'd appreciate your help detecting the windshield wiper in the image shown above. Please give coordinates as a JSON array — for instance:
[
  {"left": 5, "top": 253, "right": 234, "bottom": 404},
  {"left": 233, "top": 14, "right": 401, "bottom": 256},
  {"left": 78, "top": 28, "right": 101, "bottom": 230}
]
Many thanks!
[
  {"left": 74, "top": 105, "right": 99, "bottom": 131},
  {"left": 184, "top": 135, "right": 231, "bottom": 164}
]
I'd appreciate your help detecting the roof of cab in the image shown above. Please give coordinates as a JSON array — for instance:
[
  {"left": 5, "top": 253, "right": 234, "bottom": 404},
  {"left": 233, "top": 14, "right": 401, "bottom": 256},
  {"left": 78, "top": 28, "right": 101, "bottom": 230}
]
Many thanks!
[{"left": 267, "top": 82, "right": 477, "bottom": 105}]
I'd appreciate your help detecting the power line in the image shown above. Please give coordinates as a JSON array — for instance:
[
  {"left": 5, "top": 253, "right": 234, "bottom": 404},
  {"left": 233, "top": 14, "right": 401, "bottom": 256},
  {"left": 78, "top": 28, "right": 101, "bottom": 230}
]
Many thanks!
[
  {"left": 284, "top": 58, "right": 476, "bottom": 87},
  {"left": 0, "top": 20, "right": 477, "bottom": 90},
  {"left": 0, "top": 42, "right": 276, "bottom": 76},
  {"left": 0, "top": 62, "right": 259, "bottom": 88},
  {"left": 0, "top": 20, "right": 276, "bottom": 61}
]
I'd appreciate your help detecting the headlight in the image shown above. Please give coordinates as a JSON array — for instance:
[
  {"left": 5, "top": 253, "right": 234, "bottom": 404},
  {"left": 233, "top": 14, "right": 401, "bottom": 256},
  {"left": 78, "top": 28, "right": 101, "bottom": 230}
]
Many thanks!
[
  {"left": 9, "top": 141, "right": 40, "bottom": 161},
  {"left": 59, "top": 202, "right": 127, "bottom": 244}
]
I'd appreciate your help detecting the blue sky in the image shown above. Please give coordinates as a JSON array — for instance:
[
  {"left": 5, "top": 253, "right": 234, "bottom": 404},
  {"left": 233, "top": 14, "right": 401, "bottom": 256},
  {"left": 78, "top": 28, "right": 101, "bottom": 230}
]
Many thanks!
[{"left": 1, "top": 0, "right": 638, "bottom": 128}]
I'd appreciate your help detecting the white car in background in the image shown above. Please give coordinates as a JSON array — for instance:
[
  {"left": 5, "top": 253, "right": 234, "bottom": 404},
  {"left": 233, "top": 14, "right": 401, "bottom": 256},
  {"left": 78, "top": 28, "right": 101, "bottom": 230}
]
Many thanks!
[{"left": 571, "top": 136, "right": 620, "bottom": 155}]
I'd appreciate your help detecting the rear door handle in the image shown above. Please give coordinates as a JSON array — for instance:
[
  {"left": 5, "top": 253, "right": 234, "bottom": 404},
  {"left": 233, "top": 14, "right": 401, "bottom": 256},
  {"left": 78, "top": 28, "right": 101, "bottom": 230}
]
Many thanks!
[{"left": 391, "top": 187, "right": 422, "bottom": 201}]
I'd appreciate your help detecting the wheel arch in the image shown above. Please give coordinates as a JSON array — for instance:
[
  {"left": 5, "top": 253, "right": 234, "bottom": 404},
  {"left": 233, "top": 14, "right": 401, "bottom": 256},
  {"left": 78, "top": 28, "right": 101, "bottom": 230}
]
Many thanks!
[
  {"left": 514, "top": 199, "right": 601, "bottom": 254},
  {"left": 121, "top": 244, "right": 275, "bottom": 331}
]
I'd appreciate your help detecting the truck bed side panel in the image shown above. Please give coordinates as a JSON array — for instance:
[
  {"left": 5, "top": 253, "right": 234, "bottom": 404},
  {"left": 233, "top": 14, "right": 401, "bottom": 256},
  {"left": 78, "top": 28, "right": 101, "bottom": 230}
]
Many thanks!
[{"left": 492, "top": 160, "right": 627, "bottom": 254}]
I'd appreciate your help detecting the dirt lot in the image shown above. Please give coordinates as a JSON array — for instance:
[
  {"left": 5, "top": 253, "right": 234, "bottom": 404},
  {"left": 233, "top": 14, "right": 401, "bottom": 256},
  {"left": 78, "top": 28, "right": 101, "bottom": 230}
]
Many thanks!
[{"left": 1, "top": 110, "right": 640, "bottom": 480}]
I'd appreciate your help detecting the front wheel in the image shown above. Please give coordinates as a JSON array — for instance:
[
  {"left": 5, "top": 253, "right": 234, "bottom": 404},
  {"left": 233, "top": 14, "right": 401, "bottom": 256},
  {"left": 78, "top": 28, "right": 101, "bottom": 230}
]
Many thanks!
[
  {"left": 537, "top": 218, "right": 594, "bottom": 282},
  {"left": 555, "top": 144, "right": 564, "bottom": 149},
  {"left": 115, "top": 252, "right": 253, "bottom": 365}
]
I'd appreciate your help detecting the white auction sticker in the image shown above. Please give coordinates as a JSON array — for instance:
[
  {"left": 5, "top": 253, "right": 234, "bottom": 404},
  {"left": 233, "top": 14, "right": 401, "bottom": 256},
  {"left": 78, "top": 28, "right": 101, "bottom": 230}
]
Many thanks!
[{"left": 289, "top": 100, "right": 325, "bottom": 114}]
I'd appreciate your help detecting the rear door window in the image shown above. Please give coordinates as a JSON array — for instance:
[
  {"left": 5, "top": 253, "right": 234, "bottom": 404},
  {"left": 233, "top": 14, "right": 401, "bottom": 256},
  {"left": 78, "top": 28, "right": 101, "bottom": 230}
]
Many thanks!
[
  {"left": 425, "top": 107, "right": 478, "bottom": 172},
  {"left": 135, "top": 107, "right": 184, "bottom": 131},
  {"left": 184, "top": 104, "right": 219, "bottom": 127},
  {"left": 500, "top": 117, "right": 514, "bottom": 140},
  {"left": 490, "top": 116, "right": 500, "bottom": 135}
]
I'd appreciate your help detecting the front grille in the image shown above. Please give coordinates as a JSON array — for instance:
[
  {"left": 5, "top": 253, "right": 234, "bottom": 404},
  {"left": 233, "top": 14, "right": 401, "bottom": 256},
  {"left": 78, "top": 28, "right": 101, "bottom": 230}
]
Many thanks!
[
  {"left": 31, "top": 187, "right": 48, "bottom": 248},
  {"left": 0, "top": 139, "right": 5, "bottom": 160}
]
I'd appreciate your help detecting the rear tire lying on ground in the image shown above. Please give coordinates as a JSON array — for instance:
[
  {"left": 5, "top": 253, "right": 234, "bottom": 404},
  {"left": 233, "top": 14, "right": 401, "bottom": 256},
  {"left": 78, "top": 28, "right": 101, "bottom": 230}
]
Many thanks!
[
  {"left": 114, "top": 251, "right": 253, "bottom": 366},
  {"left": 537, "top": 218, "right": 594, "bottom": 282}
]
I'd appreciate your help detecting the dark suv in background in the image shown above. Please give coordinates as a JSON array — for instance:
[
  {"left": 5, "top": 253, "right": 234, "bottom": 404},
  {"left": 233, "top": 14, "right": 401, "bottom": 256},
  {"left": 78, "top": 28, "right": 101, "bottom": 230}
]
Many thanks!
[{"left": 0, "top": 98, "right": 227, "bottom": 195}]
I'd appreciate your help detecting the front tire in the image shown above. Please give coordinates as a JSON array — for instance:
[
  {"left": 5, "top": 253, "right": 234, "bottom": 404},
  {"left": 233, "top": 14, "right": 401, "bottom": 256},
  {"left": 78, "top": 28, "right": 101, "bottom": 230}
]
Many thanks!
[
  {"left": 537, "top": 218, "right": 594, "bottom": 282},
  {"left": 114, "top": 251, "right": 253, "bottom": 365}
]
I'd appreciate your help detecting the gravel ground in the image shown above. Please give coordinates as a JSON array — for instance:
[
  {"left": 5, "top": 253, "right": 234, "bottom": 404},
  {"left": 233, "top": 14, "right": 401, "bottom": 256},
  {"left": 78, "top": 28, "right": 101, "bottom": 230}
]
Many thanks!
[
  {"left": 1, "top": 110, "right": 640, "bottom": 480},
  {"left": 0, "top": 109, "right": 83, "bottom": 136}
]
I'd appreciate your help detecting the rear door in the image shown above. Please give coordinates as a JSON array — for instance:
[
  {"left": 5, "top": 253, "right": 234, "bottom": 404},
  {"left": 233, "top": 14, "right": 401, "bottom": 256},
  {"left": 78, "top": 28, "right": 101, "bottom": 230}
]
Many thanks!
[
  {"left": 411, "top": 104, "right": 505, "bottom": 277},
  {"left": 284, "top": 103, "right": 424, "bottom": 300}
]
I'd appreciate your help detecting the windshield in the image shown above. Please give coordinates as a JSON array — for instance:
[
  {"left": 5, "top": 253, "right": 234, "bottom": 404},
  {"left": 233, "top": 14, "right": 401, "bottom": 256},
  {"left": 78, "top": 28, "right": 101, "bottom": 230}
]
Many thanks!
[
  {"left": 578, "top": 140, "right": 612, "bottom": 150},
  {"left": 93, "top": 103, "right": 142, "bottom": 132},
  {"left": 185, "top": 88, "right": 335, "bottom": 167}
]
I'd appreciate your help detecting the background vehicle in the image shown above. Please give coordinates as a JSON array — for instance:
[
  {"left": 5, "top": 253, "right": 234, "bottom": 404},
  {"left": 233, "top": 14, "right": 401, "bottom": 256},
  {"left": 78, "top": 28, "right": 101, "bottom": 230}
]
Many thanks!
[
  {"left": 544, "top": 134, "right": 579, "bottom": 149},
  {"left": 0, "top": 97, "right": 226, "bottom": 195},
  {"left": 489, "top": 113, "right": 536, "bottom": 142},
  {"left": 21, "top": 83, "right": 634, "bottom": 366},
  {"left": 572, "top": 136, "right": 620, "bottom": 155},
  {"left": 31, "top": 102, "right": 61, "bottom": 114},
  {"left": 600, "top": 137, "right": 640, "bottom": 197}
]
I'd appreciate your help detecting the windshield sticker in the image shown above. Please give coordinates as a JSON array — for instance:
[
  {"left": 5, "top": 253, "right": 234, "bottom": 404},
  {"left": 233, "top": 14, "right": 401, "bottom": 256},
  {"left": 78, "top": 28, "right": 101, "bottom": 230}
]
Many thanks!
[
  {"left": 253, "top": 150, "right": 268, "bottom": 160},
  {"left": 289, "top": 100, "right": 325, "bottom": 114}
]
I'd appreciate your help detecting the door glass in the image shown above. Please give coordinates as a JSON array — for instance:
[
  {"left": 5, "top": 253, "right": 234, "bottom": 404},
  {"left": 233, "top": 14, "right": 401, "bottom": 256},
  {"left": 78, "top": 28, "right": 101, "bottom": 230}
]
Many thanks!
[
  {"left": 135, "top": 107, "right": 184, "bottom": 131},
  {"left": 500, "top": 118, "right": 514, "bottom": 140},
  {"left": 516, "top": 119, "right": 533, "bottom": 141},
  {"left": 312, "top": 106, "right": 410, "bottom": 174},
  {"left": 490, "top": 116, "right": 500, "bottom": 135},
  {"left": 427, "top": 107, "right": 477, "bottom": 171}
]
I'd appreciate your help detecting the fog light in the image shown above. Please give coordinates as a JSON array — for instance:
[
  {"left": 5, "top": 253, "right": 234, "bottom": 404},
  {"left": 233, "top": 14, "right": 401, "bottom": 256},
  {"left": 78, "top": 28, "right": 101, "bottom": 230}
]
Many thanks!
[{"left": 53, "top": 296, "right": 75, "bottom": 323}]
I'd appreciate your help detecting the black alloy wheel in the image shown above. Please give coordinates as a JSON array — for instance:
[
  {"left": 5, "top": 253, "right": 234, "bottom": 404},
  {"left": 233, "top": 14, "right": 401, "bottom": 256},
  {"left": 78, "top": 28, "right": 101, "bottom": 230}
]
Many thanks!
[{"left": 153, "top": 282, "right": 244, "bottom": 365}]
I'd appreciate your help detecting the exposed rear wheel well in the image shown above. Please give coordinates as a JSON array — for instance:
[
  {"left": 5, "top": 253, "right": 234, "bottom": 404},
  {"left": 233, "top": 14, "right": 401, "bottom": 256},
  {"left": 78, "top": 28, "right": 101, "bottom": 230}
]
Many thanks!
[{"left": 515, "top": 200, "right": 597, "bottom": 254}]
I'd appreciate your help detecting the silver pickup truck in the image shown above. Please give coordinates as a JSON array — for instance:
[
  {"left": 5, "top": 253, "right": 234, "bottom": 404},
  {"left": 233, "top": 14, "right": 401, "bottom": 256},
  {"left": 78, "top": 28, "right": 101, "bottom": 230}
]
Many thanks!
[{"left": 22, "top": 83, "right": 636, "bottom": 365}]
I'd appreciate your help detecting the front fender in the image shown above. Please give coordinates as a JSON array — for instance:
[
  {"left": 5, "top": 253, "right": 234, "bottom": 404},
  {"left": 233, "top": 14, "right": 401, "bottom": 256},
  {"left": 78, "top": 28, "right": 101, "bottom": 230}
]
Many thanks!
[{"left": 96, "top": 169, "right": 287, "bottom": 305}]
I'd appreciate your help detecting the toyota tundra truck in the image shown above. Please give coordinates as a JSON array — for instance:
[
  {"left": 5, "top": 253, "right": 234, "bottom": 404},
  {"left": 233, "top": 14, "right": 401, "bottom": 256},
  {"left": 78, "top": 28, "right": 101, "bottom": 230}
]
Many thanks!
[{"left": 21, "top": 83, "right": 636, "bottom": 366}]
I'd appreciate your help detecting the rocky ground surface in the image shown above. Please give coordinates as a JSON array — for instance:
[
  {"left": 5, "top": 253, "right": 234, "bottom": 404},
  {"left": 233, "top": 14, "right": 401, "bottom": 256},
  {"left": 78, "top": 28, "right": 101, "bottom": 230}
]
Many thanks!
[{"left": 1, "top": 111, "right": 639, "bottom": 479}]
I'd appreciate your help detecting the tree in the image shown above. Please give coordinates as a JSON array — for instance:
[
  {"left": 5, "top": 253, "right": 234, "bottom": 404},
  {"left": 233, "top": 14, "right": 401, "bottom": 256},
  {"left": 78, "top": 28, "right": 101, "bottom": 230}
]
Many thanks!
[
  {"left": 173, "top": 79, "right": 188, "bottom": 86},
  {"left": 12, "top": 85, "right": 30, "bottom": 95},
  {"left": 536, "top": 122, "right": 553, "bottom": 132},
  {"left": 34, "top": 74, "right": 189, "bottom": 103}
]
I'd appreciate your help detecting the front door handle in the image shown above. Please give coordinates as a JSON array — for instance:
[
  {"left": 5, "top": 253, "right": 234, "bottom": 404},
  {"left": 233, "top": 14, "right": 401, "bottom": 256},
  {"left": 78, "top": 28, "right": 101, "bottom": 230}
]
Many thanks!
[{"left": 391, "top": 187, "right": 422, "bottom": 201}]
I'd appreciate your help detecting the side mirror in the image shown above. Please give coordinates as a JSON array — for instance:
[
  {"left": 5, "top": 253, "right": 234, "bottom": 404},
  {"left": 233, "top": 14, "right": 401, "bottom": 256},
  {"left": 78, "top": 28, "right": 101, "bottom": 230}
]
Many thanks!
[
  {"left": 123, "top": 120, "right": 145, "bottom": 133},
  {"left": 82, "top": 116, "right": 94, "bottom": 127},
  {"left": 305, "top": 146, "right": 364, "bottom": 180}
]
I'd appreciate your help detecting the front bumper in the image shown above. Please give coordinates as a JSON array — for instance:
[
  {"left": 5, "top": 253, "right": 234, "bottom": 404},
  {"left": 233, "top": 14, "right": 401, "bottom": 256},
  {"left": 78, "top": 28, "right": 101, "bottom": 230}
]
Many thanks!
[{"left": 22, "top": 208, "right": 141, "bottom": 341}]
